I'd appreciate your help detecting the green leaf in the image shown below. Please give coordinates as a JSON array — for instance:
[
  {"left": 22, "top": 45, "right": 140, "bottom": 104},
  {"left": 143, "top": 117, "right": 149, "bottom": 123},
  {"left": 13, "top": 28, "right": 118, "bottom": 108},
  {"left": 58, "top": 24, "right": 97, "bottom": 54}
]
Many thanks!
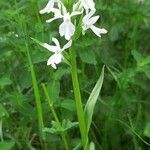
[
  {"left": 30, "top": 37, "right": 44, "bottom": 47},
  {"left": 84, "top": 66, "right": 105, "bottom": 132},
  {"left": 43, "top": 120, "right": 78, "bottom": 134},
  {"left": 90, "top": 141, "right": 95, "bottom": 150},
  {"left": 144, "top": 122, "right": 150, "bottom": 138},
  {"left": 109, "top": 26, "right": 119, "bottom": 42},
  {"left": 0, "top": 104, "right": 9, "bottom": 118},
  {"left": 132, "top": 50, "right": 150, "bottom": 67},
  {"left": 79, "top": 49, "right": 97, "bottom": 65},
  {"left": 0, "top": 141, "right": 15, "bottom": 150},
  {"left": 47, "top": 80, "right": 60, "bottom": 101},
  {"left": 106, "top": 66, "right": 121, "bottom": 88},
  {"left": 131, "top": 50, "right": 143, "bottom": 64},
  {"left": 60, "top": 99, "right": 76, "bottom": 111},
  {"left": 0, "top": 77, "right": 12, "bottom": 89}
]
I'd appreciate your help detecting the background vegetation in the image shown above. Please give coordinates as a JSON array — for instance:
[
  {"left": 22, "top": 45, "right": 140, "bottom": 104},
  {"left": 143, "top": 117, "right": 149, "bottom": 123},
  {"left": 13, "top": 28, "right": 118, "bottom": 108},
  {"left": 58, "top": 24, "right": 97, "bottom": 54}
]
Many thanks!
[{"left": 0, "top": 0, "right": 150, "bottom": 149}]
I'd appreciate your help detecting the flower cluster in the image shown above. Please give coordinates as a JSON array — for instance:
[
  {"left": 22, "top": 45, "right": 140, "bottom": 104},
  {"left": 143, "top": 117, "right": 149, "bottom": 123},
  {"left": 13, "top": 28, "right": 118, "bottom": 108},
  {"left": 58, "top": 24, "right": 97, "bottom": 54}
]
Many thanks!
[{"left": 40, "top": 0, "right": 107, "bottom": 69}]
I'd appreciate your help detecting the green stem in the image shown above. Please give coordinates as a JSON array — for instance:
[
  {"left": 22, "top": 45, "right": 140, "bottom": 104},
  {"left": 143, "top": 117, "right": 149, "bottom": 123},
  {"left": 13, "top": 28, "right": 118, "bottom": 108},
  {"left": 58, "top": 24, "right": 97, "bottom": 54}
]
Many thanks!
[
  {"left": 69, "top": 47, "right": 89, "bottom": 150},
  {"left": 25, "top": 41, "right": 45, "bottom": 140},
  {"left": 41, "top": 83, "right": 69, "bottom": 150},
  {"left": 14, "top": 0, "right": 45, "bottom": 147}
]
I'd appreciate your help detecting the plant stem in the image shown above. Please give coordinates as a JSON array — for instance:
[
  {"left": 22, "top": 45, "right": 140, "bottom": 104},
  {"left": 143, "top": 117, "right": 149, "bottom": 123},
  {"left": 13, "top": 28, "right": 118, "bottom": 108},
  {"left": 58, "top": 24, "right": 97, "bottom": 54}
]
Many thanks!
[
  {"left": 14, "top": 0, "right": 45, "bottom": 147},
  {"left": 69, "top": 47, "right": 89, "bottom": 150},
  {"left": 41, "top": 83, "right": 69, "bottom": 150},
  {"left": 25, "top": 40, "right": 45, "bottom": 140}
]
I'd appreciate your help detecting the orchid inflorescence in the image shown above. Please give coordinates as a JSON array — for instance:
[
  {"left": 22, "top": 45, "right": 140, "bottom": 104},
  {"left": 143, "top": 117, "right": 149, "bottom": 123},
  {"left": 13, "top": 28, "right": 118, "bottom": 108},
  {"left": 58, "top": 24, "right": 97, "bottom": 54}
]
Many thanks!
[{"left": 39, "top": 0, "right": 107, "bottom": 69}]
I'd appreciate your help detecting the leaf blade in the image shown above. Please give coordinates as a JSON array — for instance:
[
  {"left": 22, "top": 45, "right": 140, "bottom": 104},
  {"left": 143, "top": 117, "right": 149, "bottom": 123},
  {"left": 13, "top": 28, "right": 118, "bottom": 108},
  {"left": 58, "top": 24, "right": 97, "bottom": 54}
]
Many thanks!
[{"left": 84, "top": 66, "right": 105, "bottom": 132}]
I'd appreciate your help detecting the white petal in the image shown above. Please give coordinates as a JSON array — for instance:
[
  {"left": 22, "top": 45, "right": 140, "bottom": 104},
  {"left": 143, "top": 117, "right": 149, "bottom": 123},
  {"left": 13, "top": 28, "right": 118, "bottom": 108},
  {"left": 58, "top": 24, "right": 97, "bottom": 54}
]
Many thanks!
[
  {"left": 80, "top": 0, "right": 95, "bottom": 10},
  {"left": 46, "top": 16, "right": 60, "bottom": 23},
  {"left": 51, "top": 63, "right": 57, "bottom": 69},
  {"left": 90, "top": 25, "right": 107, "bottom": 37},
  {"left": 47, "top": 53, "right": 63, "bottom": 69},
  {"left": 59, "top": 22, "right": 65, "bottom": 37},
  {"left": 39, "top": 0, "right": 55, "bottom": 14},
  {"left": 52, "top": 38, "right": 60, "bottom": 49},
  {"left": 82, "top": 10, "right": 95, "bottom": 25},
  {"left": 42, "top": 43, "right": 57, "bottom": 52},
  {"left": 70, "top": 10, "right": 83, "bottom": 17},
  {"left": 62, "top": 40, "right": 72, "bottom": 51},
  {"left": 73, "top": 1, "right": 80, "bottom": 12},
  {"left": 52, "top": 8, "right": 62, "bottom": 18},
  {"left": 59, "top": 21, "right": 75, "bottom": 40},
  {"left": 53, "top": 53, "right": 62, "bottom": 64},
  {"left": 61, "top": 2, "right": 67, "bottom": 15},
  {"left": 88, "top": 16, "right": 99, "bottom": 25},
  {"left": 44, "top": 7, "right": 62, "bottom": 23}
]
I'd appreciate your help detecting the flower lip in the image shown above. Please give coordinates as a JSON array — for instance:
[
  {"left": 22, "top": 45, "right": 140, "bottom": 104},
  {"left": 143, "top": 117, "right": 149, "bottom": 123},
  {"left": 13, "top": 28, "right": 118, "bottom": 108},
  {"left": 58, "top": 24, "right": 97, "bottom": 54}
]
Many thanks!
[{"left": 41, "top": 38, "right": 72, "bottom": 69}]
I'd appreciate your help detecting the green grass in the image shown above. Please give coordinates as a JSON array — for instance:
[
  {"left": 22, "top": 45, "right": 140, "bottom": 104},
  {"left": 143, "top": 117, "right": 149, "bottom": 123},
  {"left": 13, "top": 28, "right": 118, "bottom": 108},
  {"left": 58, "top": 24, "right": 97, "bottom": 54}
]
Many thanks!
[{"left": 0, "top": 0, "right": 150, "bottom": 149}]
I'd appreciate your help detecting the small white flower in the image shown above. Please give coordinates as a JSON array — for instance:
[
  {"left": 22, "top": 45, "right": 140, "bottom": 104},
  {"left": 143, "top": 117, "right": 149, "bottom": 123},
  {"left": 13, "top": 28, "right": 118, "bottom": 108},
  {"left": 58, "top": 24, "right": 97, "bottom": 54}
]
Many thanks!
[
  {"left": 46, "top": 2, "right": 83, "bottom": 40},
  {"left": 59, "top": 13, "right": 75, "bottom": 40},
  {"left": 42, "top": 38, "right": 72, "bottom": 69},
  {"left": 80, "top": 0, "right": 95, "bottom": 11},
  {"left": 82, "top": 10, "right": 107, "bottom": 37},
  {"left": 59, "top": 3, "right": 83, "bottom": 40}
]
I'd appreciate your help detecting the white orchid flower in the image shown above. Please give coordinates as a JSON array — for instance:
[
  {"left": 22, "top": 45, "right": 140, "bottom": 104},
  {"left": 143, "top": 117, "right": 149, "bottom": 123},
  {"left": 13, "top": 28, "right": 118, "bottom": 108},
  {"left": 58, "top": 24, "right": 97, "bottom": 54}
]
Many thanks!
[
  {"left": 46, "top": 2, "right": 83, "bottom": 40},
  {"left": 80, "top": 0, "right": 95, "bottom": 11},
  {"left": 82, "top": 10, "right": 107, "bottom": 37},
  {"left": 59, "top": 13, "right": 75, "bottom": 40},
  {"left": 59, "top": 2, "right": 83, "bottom": 40},
  {"left": 42, "top": 38, "right": 72, "bottom": 69}
]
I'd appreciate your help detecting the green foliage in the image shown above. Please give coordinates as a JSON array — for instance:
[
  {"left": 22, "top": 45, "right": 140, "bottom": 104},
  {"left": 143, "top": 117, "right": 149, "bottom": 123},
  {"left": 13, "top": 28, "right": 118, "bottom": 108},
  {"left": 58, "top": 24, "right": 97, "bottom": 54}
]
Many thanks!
[
  {"left": 43, "top": 120, "right": 78, "bottom": 134},
  {"left": 0, "top": 0, "right": 150, "bottom": 149},
  {"left": 0, "top": 141, "right": 15, "bottom": 150}
]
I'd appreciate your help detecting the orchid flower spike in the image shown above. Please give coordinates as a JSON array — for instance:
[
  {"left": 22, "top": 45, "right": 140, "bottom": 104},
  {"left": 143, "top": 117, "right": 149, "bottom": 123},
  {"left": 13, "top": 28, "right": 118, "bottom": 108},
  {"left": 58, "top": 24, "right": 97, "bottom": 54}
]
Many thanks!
[
  {"left": 82, "top": 10, "right": 107, "bottom": 37},
  {"left": 42, "top": 38, "right": 72, "bottom": 69}
]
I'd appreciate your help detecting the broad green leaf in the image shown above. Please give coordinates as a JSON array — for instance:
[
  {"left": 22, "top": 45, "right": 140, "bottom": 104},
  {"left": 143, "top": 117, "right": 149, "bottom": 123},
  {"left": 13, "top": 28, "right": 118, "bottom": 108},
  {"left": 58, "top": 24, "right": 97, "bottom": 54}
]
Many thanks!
[
  {"left": 84, "top": 66, "right": 105, "bottom": 132},
  {"left": 47, "top": 80, "right": 60, "bottom": 101},
  {"left": 60, "top": 99, "right": 76, "bottom": 111},
  {"left": 79, "top": 49, "right": 97, "bottom": 65},
  {"left": 0, "top": 141, "right": 15, "bottom": 150}
]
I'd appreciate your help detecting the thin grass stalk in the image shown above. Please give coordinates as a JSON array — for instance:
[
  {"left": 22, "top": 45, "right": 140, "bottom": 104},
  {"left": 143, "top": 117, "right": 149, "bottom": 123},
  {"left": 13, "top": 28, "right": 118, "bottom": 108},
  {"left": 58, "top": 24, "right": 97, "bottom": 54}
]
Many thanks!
[
  {"left": 41, "top": 83, "right": 69, "bottom": 150},
  {"left": 69, "top": 47, "right": 89, "bottom": 150}
]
